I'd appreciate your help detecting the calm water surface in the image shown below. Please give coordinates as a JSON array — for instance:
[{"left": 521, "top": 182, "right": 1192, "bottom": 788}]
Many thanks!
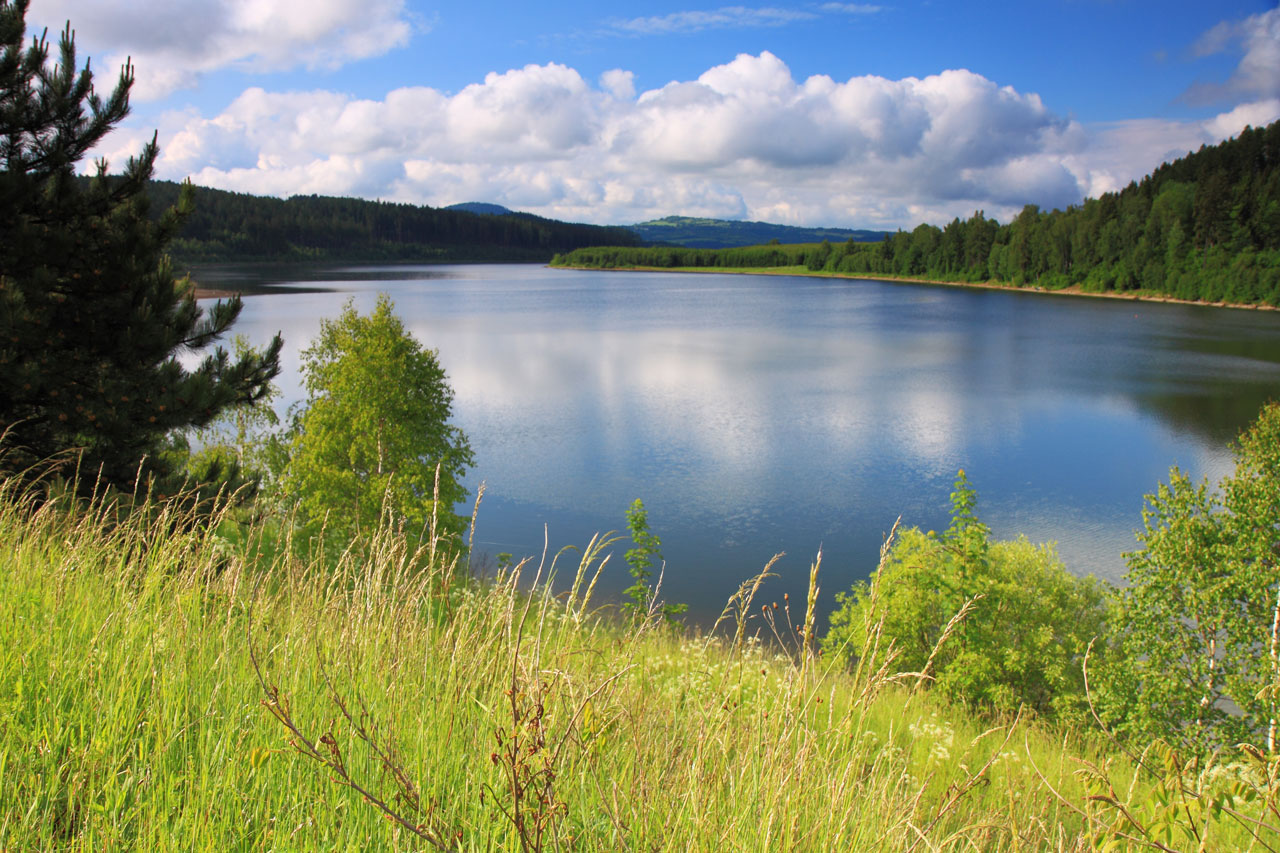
[{"left": 198, "top": 263, "right": 1280, "bottom": 627}]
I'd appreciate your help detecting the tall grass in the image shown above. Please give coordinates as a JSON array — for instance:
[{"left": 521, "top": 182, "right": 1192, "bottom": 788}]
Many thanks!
[{"left": 0, "top": 480, "right": 1270, "bottom": 850}]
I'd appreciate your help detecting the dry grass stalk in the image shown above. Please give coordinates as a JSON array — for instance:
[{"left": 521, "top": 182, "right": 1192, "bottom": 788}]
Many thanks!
[
  {"left": 712, "top": 553, "right": 781, "bottom": 653},
  {"left": 247, "top": 601, "right": 459, "bottom": 852}
]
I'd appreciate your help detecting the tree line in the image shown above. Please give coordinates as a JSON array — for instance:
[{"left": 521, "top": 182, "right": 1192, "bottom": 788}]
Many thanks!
[
  {"left": 629, "top": 215, "right": 887, "bottom": 248},
  {"left": 143, "top": 181, "right": 643, "bottom": 263},
  {"left": 556, "top": 121, "right": 1280, "bottom": 306}
]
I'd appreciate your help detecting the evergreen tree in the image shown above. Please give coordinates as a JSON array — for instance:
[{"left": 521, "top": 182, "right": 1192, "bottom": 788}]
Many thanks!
[{"left": 0, "top": 0, "right": 281, "bottom": 490}]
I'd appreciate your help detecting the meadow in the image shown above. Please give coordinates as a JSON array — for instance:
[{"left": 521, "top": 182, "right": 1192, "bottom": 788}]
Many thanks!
[{"left": 3, "top": 477, "right": 1276, "bottom": 851}]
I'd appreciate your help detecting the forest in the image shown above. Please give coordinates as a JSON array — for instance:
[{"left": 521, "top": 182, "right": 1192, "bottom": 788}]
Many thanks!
[
  {"left": 143, "top": 180, "right": 643, "bottom": 263},
  {"left": 556, "top": 121, "right": 1280, "bottom": 306},
  {"left": 629, "top": 215, "right": 888, "bottom": 248}
]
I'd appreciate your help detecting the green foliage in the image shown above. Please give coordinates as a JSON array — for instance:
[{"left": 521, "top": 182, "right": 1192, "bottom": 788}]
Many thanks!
[
  {"left": 621, "top": 498, "right": 686, "bottom": 623},
  {"left": 0, "top": 0, "right": 281, "bottom": 491},
  {"left": 554, "top": 242, "right": 818, "bottom": 271},
  {"left": 623, "top": 499, "right": 661, "bottom": 598},
  {"left": 156, "top": 336, "right": 285, "bottom": 512},
  {"left": 1077, "top": 740, "right": 1280, "bottom": 851},
  {"left": 183, "top": 336, "right": 282, "bottom": 472},
  {"left": 825, "top": 472, "right": 1109, "bottom": 722},
  {"left": 281, "top": 295, "right": 474, "bottom": 544},
  {"left": 1098, "top": 401, "right": 1280, "bottom": 754}
]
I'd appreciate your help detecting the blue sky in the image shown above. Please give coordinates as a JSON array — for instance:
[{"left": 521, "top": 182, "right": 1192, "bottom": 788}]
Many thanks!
[{"left": 28, "top": 0, "right": 1280, "bottom": 228}]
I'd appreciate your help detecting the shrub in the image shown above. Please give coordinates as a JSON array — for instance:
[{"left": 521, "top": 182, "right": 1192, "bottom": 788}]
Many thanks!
[{"left": 825, "top": 472, "right": 1109, "bottom": 722}]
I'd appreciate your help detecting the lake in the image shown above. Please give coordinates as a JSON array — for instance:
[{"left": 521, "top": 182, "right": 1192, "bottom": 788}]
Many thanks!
[{"left": 196, "top": 262, "right": 1280, "bottom": 628}]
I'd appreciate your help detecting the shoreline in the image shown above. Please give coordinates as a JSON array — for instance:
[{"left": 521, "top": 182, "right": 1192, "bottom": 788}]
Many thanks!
[
  {"left": 193, "top": 287, "right": 240, "bottom": 299},
  {"left": 554, "top": 264, "right": 1280, "bottom": 313}
]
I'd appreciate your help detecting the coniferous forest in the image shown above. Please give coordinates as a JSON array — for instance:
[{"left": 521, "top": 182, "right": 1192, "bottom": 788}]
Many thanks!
[
  {"left": 556, "top": 121, "right": 1280, "bottom": 306},
  {"left": 143, "top": 180, "right": 642, "bottom": 263}
]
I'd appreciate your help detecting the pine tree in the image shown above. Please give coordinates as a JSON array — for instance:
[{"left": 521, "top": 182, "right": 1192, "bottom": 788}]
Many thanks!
[{"left": 0, "top": 0, "right": 281, "bottom": 491}]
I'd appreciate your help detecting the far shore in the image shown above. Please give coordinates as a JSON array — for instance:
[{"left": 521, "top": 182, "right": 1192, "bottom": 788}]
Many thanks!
[
  {"left": 193, "top": 287, "right": 240, "bottom": 299},
  {"left": 555, "top": 263, "right": 1280, "bottom": 313}
]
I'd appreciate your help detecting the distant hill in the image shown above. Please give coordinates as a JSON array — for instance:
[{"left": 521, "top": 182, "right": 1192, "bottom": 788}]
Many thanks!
[
  {"left": 445, "top": 202, "right": 515, "bottom": 216},
  {"left": 140, "top": 183, "right": 643, "bottom": 263},
  {"left": 630, "top": 216, "right": 889, "bottom": 249}
]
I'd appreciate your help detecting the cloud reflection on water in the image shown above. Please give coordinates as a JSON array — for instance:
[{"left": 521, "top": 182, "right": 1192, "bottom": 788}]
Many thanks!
[{"left": 213, "top": 264, "right": 1280, "bottom": 624}]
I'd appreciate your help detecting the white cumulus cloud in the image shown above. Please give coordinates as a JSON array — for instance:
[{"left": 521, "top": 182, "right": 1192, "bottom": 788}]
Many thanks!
[
  {"left": 1058, "top": 98, "right": 1280, "bottom": 200},
  {"left": 100, "top": 50, "right": 1276, "bottom": 229},
  {"left": 30, "top": 0, "right": 415, "bottom": 100},
  {"left": 600, "top": 69, "right": 637, "bottom": 100}
]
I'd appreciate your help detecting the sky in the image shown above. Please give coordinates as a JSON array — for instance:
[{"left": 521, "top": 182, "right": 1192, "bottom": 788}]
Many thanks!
[{"left": 24, "top": 0, "right": 1280, "bottom": 229}]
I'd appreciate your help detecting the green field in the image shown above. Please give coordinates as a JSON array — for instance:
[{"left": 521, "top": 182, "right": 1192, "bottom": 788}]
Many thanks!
[{"left": 4, "top": 479, "right": 1276, "bottom": 850}]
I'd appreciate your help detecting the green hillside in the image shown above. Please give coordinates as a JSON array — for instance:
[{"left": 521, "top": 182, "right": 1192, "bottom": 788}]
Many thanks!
[
  {"left": 444, "top": 201, "right": 516, "bottom": 215},
  {"left": 630, "top": 215, "right": 889, "bottom": 248},
  {"left": 142, "top": 181, "right": 643, "bottom": 263}
]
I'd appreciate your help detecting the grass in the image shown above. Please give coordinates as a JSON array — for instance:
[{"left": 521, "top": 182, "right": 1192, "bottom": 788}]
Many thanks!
[{"left": 0, "top": 480, "right": 1274, "bottom": 850}]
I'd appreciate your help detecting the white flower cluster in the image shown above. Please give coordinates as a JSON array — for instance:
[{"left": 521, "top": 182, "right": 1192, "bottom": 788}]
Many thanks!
[
  {"left": 637, "top": 636, "right": 795, "bottom": 707},
  {"left": 908, "top": 713, "right": 956, "bottom": 764},
  {"left": 990, "top": 750, "right": 1021, "bottom": 768}
]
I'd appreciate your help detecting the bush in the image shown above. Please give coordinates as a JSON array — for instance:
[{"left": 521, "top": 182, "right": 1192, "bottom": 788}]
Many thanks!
[{"left": 825, "top": 472, "right": 1109, "bottom": 722}]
